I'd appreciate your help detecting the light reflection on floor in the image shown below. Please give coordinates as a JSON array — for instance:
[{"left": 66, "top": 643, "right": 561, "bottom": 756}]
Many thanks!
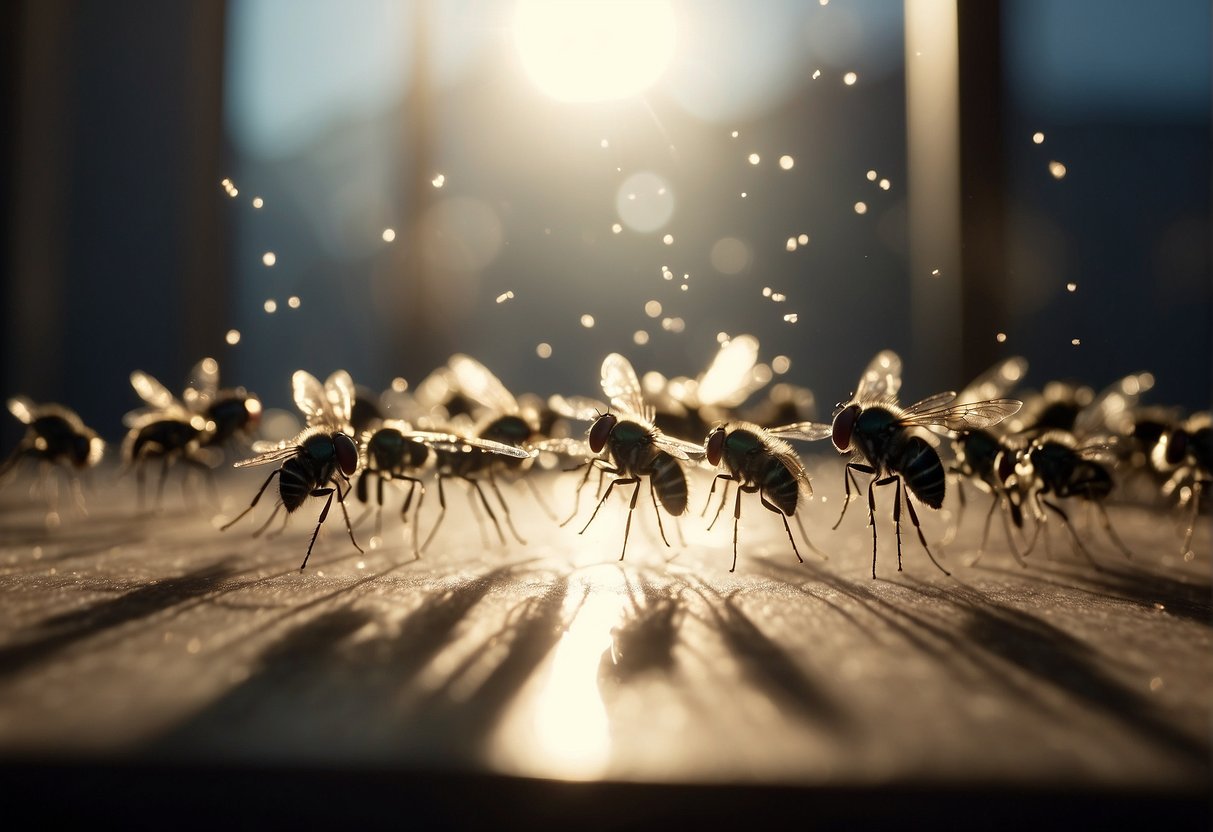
[{"left": 489, "top": 565, "right": 627, "bottom": 779}]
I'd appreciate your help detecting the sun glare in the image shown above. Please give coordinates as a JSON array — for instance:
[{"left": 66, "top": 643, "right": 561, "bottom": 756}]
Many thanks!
[{"left": 513, "top": 0, "right": 676, "bottom": 103}]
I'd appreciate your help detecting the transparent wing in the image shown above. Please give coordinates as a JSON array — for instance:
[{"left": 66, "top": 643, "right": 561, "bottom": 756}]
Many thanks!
[
  {"left": 130, "top": 370, "right": 179, "bottom": 412},
  {"left": 448, "top": 353, "right": 518, "bottom": 415},
  {"left": 531, "top": 437, "right": 592, "bottom": 458},
  {"left": 325, "top": 370, "right": 355, "bottom": 426},
  {"left": 183, "top": 357, "right": 220, "bottom": 412},
  {"left": 292, "top": 371, "right": 329, "bottom": 425},
  {"left": 696, "top": 334, "right": 761, "bottom": 408},
  {"left": 956, "top": 356, "right": 1028, "bottom": 405},
  {"left": 7, "top": 396, "right": 36, "bottom": 425},
  {"left": 765, "top": 435, "right": 814, "bottom": 501},
  {"left": 233, "top": 443, "right": 302, "bottom": 468},
  {"left": 652, "top": 432, "right": 706, "bottom": 461},
  {"left": 549, "top": 394, "right": 606, "bottom": 422},
  {"left": 602, "top": 353, "right": 653, "bottom": 422},
  {"left": 407, "top": 430, "right": 533, "bottom": 459},
  {"left": 900, "top": 396, "right": 1023, "bottom": 433},
  {"left": 1074, "top": 371, "right": 1155, "bottom": 438},
  {"left": 854, "top": 350, "right": 902, "bottom": 403},
  {"left": 767, "top": 421, "right": 834, "bottom": 442}
]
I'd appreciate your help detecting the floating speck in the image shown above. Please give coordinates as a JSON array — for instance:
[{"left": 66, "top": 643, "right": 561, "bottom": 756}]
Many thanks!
[
  {"left": 225, "top": 329, "right": 241, "bottom": 346},
  {"left": 772, "top": 355, "right": 791, "bottom": 374},
  {"left": 663, "top": 233, "right": 674, "bottom": 245},
  {"left": 771, "top": 292, "right": 786, "bottom": 303},
  {"left": 996, "top": 332, "right": 1007, "bottom": 343},
  {"left": 600, "top": 139, "right": 609, "bottom": 148},
  {"left": 843, "top": 71, "right": 857, "bottom": 86},
  {"left": 252, "top": 196, "right": 264, "bottom": 209},
  {"left": 262, "top": 252, "right": 276, "bottom": 267},
  {"left": 679, "top": 284, "right": 688, "bottom": 292},
  {"left": 783, "top": 313, "right": 799, "bottom": 323},
  {"left": 220, "top": 178, "right": 238, "bottom": 197},
  {"left": 779, "top": 155, "right": 794, "bottom": 170},
  {"left": 536, "top": 342, "right": 552, "bottom": 359},
  {"left": 748, "top": 153, "right": 760, "bottom": 165},
  {"left": 496, "top": 290, "right": 516, "bottom": 304},
  {"left": 391, "top": 377, "right": 408, "bottom": 393},
  {"left": 1049, "top": 161, "right": 1067, "bottom": 179},
  {"left": 812, "top": 69, "right": 821, "bottom": 80},
  {"left": 645, "top": 300, "right": 663, "bottom": 318},
  {"left": 612, "top": 223, "right": 623, "bottom": 234},
  {"left": 580, "top": 314, "right": 595, "bottom": 328},
  {"left": 740, "top": 192, "right": 747, "bottom": 198},
  {"left": 1033, "top": 132, "right": 1045, "bottom": 145},
  {"left": 1066, "top": 282, "right": 1077, "bottom": 293},
  {"left": 186, "top": 638, "right": 202, "bottom": 655},
  {"left": 879, "top": 178, "right": 890, "bottom": 190},
  {"left": 432, "top": 174, "right": 445, "bottom": 188},
  {"left": 786, "top": 237, "right": 798, "bottom": 252},
  {"left": 854, "top": 202, "right": 868, "bottom": 215},
  {"left": 819, "top": 0, "right": 828, "bottom": 5},
  {"left": 762, "top": 286, "right": 772, "bottom": 297},
  {"left": 1149, "top": 677, "right": 1163, "bottom": 692},
  {"left": 797, "top": 233, "right": 809, "bottom": 245},
  {"left": 717, "top": 332, "right": 730, "bottom": 344},
  {"left": 931, "top": 268, "right": 941, "bottom": 277},
  {"left": 382, "top": 228, "right": 397, "bottom": 242},
  {"left": 287, "top": 295, "right": 301, "bottom": 309},
  {"left": 731, "top": 130, "right": 739, "bottom": 138},
  {"left": 633, "top": 330, "right": 650, "bottom": 346},
  {"left": 661, "top": 317, "right": 685, "bottom": 333},
  {"left": 866, "top": 170, "right": 878, "bottom": 182},
  {"left": 661, "top": 267, "right": 674, "bottom": 281},
  {"left": 1071, "top": 338, "right": 1081, "bottom": 346},
  {"left": 263, "top": 299, "right": 277, "bottom": 314}
]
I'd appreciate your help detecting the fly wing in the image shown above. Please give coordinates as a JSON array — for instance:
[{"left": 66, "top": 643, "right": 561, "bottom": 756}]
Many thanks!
[
  {"left": 325, "top": 370, "right": 355, "bottom": 428},
  {"left": 233, "top": 442, "right": 302, "bottom": 468},
  {"left": 292, "top": 371, "right": 329, "bottom": 425},
  {"left": 183, "top": 357, "right": 221, "bottom": 412},
  {"left": 766, "top": 434, "right": 815, "bottom": 501},
  {"left": 766, "top": 421, "right": 834, "bottom": 442},
  {"left": 531, "top": 436, "right": 592, "bottom": 458},
  {"left": 1074, "top": 371, "right": 1155, "bottom": 438},
  {"left": 696, "top": 334, "right": 762, "bottom": 408},
  {"left": 407, "top": 430, "right": 533, "bottom": 459},
  {"left": 130, "top": 370, "right": 180, "bottom": 412},
  {"left": 652, "top": 432, "right": 706, "bottom": 461},
  {"left": 956, "top": 356, "right": 1028, "bottom": 405},
  {"left": 901, "top": 396, "right": 1023, "bottom": 433},
  {"left": 549, "top": 394, "right": 606, "bottom": 422},
  {"left": 448, "top": 353, "right": 518, "bottom": 415},
  {"left": 7, "top": 396, "right": 36, "bottom": 425},
  {"left": 854, "top": 350, "right": 902, "bottom": 403},
  {"left": 601, "top": 353, "right": 653, "bottom": 422}
]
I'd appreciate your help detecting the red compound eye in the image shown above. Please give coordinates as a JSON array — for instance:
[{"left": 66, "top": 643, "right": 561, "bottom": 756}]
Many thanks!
[
  {"left": 832, "top": 404, "right": 860, "bottom": 452},
  {"left": 334, "top": 432, "right": 359, "bottom": 476},
  {"left": 706, "top": 427, "right": 726, "bottom": 466},
  {"left": 588, "top": 413, "right": 617, "bottom": 454}
]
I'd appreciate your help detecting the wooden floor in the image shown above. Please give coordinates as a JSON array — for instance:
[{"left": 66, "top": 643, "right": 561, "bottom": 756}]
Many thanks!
[{"left": 0, "top": 457, "right": 1209, "bottom": 827}]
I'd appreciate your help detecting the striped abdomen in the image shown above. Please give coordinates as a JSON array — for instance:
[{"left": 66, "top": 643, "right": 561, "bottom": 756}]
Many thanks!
[
  {"left": 647, "top": 451, "right": 688, "bottom": 516},
  {"left": 896, "top": 436, "right": 945, "bottom": 509},
  {"left": 760, "top": 457, "right": 799, "bottom": 516},
  {"left": 279, "top": 456, "right": 317, "bottom": 512}
]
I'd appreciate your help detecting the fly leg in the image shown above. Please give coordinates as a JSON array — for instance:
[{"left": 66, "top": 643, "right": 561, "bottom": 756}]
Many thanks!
[
  {"left": 398, "top": 475, "right": 425, "bottom": 559},
  {"left": 1041, "top": 496, "right": 1100, "bottom": 570},
  {"left": 487, "top": 470, "right": 526, "bottom": 545},
  {"left": 793, "top": 511, "right": 829, "bottom": 561},
  {"left": 900, "top": 479, "right": 950, "bottom": 577},
  {"left": 334, "top": 478, "right": 363, "bottom": 557},
  {"left": 421, "top": 475, "right": 449, "bottom": 553},
  {"left": 1181, "top": 479, "right": 1205, "bottom": 560},
  {"left": 299, "top": 487, "right": 333, "bottom": 570},
  {"left": 465, "top": 475, "right": 507, "bottom": 547},
  {"left": 758, "top": 491, "right": 805, "bottom": 568},
  {"left": 870, "top": 475, "right": 898, "bottom": 576},
  {"left": 647, "top": 475, "right": 671, "bottom": 549},
  {"left": 524, "top": 475, "right": 558, "bottom": 522},
  {"left": 560, "top": 458, "right": 598, "bottom": 527},
  {"left": 221, "top": 468, "right": 280, "bottom": 531},
  {"left": 703, "top": 473, "right": 732, "bottom": 525},
  {"left": 835, "top": 462, "right": 876, "bottom": 531},
  {"left": 1094, "top": 501, "right": 1134, "bottom": 560}
]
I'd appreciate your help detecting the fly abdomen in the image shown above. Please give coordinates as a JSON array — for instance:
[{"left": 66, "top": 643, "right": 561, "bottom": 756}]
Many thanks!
[
  {"left": 898, "top": 436, "right": 945, "bottom": 509},
  {"left": 761, "top": 458, "right": 799, "bottom": 516},
  {"left": 648, "top": 452, "right": 688, "bottom": 516},
  {"left": 279, "top": 457, "right": 314, "bottom": 512}
]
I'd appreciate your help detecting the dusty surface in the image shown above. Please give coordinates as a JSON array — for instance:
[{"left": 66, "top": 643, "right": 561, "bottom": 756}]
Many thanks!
[{"left": 0, "top": 456, "right": 1208, "bottom": 823}]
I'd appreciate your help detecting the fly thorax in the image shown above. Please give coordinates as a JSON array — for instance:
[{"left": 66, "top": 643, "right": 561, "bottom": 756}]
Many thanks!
[
  {"left": 723, "top": 429, "right": 763, "bottom": 479},
  {"left": 853, "top": 406, "right": 898, "bottom": 466}
]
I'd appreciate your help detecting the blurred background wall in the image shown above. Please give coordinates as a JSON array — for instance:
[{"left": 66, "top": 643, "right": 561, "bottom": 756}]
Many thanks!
[{"left": 2, "top": 0, "right": 1209, "bottom": 452}]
